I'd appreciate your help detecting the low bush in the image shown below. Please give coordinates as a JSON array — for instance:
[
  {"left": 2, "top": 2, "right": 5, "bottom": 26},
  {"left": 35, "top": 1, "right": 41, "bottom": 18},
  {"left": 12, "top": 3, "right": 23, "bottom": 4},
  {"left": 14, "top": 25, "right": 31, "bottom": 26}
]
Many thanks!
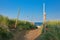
[
  {"left": 16, "top": 21, "right": 37, "bottom": 31},
  {"left": 0, "top": 25, "right": 13, "bottom": 40}
]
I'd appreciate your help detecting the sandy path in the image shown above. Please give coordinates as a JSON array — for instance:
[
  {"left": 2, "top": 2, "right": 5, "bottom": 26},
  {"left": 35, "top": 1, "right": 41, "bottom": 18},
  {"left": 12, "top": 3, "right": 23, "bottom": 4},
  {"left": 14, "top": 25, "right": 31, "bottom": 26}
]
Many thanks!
[
  {"left": 11, "top": 26, "right": 43, "bottom": 40},
  {"left": 24, "top": 26, "right": 43, "bottom": 40}
]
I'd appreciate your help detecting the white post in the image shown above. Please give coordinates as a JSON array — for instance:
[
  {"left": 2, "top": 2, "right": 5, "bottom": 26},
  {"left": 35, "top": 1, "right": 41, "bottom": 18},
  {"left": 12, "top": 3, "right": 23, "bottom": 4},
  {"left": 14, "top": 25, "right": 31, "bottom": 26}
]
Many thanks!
[
  {"left": 43, "top": 3, "right": 46, "bottom": 33},
  {"left": 15, "top": 8, "right": 20, "bottom": 28}
]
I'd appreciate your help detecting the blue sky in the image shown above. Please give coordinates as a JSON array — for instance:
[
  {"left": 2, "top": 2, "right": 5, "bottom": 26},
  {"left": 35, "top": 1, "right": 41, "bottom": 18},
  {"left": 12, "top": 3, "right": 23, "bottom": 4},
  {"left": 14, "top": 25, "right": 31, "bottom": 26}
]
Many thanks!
[{"left": 0, "top": 0, "right": 60, "bottom": 22}]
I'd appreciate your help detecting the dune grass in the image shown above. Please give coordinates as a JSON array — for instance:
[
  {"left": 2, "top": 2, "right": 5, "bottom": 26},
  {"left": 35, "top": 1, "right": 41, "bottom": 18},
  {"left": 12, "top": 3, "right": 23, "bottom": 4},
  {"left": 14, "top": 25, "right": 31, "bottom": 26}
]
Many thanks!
[{"left": 39, "top": 21, "right": 60, "bottom": 40}]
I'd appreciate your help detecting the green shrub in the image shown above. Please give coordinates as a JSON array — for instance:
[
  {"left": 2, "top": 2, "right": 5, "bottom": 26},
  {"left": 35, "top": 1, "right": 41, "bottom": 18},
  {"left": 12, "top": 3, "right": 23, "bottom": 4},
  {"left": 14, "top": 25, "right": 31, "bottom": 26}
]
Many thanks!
[
  {"left": 0, "top": 25, "right": 13, "bottom": 40},
  {"left": 16, "top": 21, "right": 37, "bottom": 31},
  {"left": 8, "top": 19, "right": 15, "bottom": 29}
]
